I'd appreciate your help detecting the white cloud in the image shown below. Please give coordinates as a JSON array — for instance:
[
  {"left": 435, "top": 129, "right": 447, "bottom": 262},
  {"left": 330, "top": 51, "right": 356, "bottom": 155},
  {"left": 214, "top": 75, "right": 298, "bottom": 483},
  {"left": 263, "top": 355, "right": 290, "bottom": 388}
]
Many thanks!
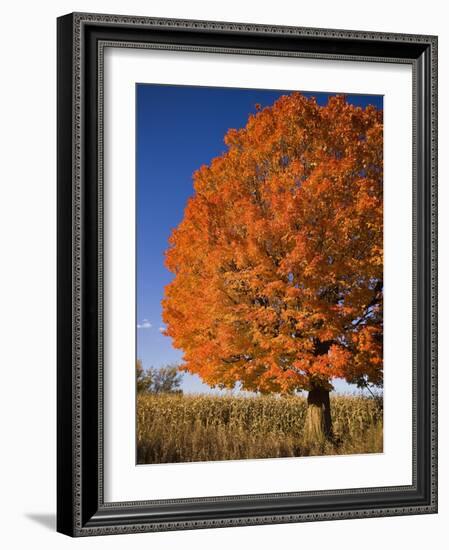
[
  {"left": 137, "top": 319, "right": 152, "bottom": 329},
  {"left": 158, "top": 326, "right": 165, "bottom": 333}
]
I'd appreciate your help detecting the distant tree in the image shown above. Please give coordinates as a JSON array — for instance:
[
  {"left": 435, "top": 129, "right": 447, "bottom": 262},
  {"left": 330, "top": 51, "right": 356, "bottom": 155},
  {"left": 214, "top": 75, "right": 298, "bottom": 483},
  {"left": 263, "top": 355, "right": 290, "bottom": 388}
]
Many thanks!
[
  {"left": 136, "top": 361, "right": 183, "bottom": 395},
  {"left": 136, "top": 359, "right": 154, "bottom": 393},
  {"left": 151, "top": 365, "right": 183, "bottom": 394},
  {"left": 162, "top": 93, "right": 383, "bottom": 444}
]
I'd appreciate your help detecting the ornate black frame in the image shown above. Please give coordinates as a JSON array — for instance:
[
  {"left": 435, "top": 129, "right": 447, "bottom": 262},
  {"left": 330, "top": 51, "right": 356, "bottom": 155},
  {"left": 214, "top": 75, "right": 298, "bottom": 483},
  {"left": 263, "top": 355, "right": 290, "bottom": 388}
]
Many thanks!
[{"left": 57, "top": 12, "right": 438, "bottom": 537}]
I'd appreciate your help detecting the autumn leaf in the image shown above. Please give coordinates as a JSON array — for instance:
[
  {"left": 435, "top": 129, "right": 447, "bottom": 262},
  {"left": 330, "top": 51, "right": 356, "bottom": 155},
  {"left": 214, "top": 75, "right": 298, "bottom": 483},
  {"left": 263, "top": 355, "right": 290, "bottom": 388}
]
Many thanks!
[{"left": 162, "top": 93, "right": 383, "bottom": 395}]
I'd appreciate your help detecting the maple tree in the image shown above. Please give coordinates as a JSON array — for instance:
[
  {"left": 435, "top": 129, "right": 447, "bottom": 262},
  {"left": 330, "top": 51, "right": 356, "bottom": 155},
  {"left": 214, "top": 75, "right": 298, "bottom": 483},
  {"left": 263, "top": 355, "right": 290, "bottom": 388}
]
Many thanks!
[{"left": 162, "top": 93, "right": 383, "bottom": 441}]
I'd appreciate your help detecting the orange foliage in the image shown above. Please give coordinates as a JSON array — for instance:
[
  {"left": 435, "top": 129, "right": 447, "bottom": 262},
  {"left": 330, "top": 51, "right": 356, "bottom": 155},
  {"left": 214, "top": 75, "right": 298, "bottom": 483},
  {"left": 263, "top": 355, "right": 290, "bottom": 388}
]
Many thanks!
[{"left": 162, "top": 93, "right": 383, "bottom": 394}]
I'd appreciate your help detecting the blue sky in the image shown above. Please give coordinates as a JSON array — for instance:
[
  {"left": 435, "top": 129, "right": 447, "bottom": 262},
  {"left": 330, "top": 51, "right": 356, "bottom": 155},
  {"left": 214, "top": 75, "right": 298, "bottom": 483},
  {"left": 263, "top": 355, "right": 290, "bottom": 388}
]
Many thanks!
[{"left": 136, "top": 84, "right": 383, "bottom": 394}]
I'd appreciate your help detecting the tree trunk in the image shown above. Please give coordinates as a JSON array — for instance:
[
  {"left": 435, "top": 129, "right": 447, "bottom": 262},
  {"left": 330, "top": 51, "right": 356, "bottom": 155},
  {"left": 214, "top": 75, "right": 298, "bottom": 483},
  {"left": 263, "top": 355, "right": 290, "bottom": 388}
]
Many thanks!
[{"left": 303, "top": 387, "right": 332, "bottom": 447}]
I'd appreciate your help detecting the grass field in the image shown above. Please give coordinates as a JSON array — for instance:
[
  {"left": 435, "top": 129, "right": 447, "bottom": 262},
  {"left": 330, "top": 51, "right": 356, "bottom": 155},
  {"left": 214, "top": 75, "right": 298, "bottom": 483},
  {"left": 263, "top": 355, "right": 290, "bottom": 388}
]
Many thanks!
[{"left": 136, "top": 393, "right": 383, "bottom": 464}]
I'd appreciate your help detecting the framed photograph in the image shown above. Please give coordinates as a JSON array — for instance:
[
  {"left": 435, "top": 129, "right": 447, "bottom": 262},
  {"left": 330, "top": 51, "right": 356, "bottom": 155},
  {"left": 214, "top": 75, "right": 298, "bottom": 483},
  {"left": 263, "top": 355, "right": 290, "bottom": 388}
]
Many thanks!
[{"left": 57, "top": 12, "right": 438, "bottom": 536}]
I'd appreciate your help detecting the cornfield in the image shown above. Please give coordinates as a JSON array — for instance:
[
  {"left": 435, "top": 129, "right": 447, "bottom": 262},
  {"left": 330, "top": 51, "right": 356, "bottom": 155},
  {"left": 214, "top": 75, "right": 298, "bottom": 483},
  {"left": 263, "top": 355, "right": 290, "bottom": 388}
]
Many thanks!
[{"left": 137, "top": 393, "right": 383, "bottom": 464}]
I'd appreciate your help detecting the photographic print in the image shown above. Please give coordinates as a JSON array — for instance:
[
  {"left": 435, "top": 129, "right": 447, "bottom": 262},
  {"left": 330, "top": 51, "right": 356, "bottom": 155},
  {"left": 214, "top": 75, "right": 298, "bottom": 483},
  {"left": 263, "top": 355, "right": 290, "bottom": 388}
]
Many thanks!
[
  {"left": 136, "top": 84, "right": 384, "bottom": 465},
  {"left": 57, "top": 15, "right": 437, "bottom": 534}
]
